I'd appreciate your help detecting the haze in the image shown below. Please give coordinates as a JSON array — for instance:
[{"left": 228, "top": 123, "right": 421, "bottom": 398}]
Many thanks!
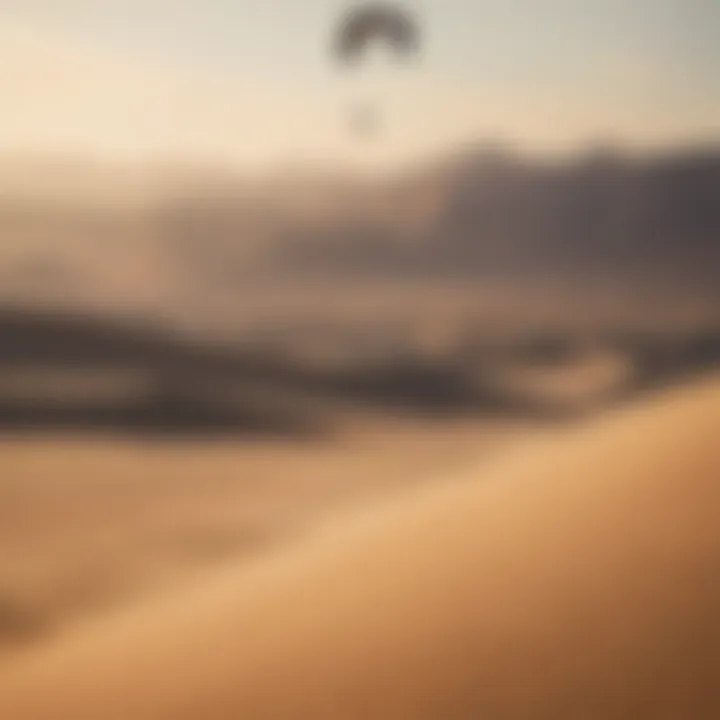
[{"left": 1, "top": 0, "right": 718, "bottom": 171}]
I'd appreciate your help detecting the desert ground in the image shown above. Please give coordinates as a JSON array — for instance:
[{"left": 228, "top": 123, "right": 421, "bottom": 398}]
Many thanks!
[
  {"left": 0, "top": 411, "right": 532, "bottom": 657},
  {"left": 0, "top": 373, "right": 718, "bottom": 718},
  {"left": 0, "top": 146, "right": 717, "bottom": 716}
]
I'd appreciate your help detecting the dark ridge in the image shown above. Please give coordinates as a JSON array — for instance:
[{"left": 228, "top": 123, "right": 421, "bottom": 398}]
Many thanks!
[{"left": 1, "top": 305, "right": 719, "bottom": 436}]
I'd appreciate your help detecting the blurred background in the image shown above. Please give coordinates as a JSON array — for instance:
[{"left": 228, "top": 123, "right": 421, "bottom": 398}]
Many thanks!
[{"left": 0, "top": 0, "right": 718, "bottom": 658}]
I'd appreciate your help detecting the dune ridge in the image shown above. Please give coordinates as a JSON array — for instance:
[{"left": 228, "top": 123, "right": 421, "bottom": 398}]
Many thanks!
[{"left": 0, "top": 376, "right": 719, "bottom": 718}]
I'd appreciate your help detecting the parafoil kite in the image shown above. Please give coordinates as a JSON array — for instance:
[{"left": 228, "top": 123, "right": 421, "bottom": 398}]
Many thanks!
[
  {"left": 331, "top": 3, "right": 421, "bottom": 139},
  {"left": 332, "top": 2, "right": 421, "bottom": 65}
]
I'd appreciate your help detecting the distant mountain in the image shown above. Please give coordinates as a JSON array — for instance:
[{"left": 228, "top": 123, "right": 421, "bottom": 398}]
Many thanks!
[
  {"left": 0, "top": 144, "right": 718, "bottom": 320},
  {"left": 261, "top": 145, "right": 720, "bottom": 285}
]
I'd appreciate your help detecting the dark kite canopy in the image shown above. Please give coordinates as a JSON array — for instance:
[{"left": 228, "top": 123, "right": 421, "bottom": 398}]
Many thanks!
[{"left": 333, "top": 3, "right": 421, "bottom": 64}]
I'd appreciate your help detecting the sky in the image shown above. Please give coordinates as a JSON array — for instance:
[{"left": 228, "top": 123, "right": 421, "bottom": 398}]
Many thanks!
[{"left": 0, "top": 0, "right": 718, "bottom": 171}]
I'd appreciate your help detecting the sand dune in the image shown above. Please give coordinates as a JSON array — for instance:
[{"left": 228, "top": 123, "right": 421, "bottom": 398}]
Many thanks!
[{"left": 0, "top": 376, "right": 719, "bottom": 718}]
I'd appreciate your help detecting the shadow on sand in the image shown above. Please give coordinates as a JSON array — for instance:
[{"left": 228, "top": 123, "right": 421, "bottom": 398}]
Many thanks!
[{"left": 1, "top": 306, "right": 719, "bottom": 438}]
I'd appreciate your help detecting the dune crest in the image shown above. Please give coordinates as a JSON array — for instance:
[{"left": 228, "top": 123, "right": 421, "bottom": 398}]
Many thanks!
[{"left": 1, "top": 377, "right": 719, "bottom": 718}]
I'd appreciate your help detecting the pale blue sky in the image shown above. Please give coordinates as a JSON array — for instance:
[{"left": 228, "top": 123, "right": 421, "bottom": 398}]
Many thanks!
[{"left": 1, "top": 0, "right": 717, "bottom": 168}]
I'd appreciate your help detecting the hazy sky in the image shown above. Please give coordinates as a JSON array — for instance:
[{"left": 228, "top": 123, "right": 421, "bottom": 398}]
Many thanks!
[{"left": 1, "top": 0, "right": 717, "bottom": 170}]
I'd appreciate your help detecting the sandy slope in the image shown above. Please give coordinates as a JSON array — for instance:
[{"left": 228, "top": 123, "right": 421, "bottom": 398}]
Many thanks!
[
  {"left": 0, "top": 418, "right": 518, "bottom": 649},
  {"left": 0, "top": 377, "right": 719, "bottom": 718}
]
